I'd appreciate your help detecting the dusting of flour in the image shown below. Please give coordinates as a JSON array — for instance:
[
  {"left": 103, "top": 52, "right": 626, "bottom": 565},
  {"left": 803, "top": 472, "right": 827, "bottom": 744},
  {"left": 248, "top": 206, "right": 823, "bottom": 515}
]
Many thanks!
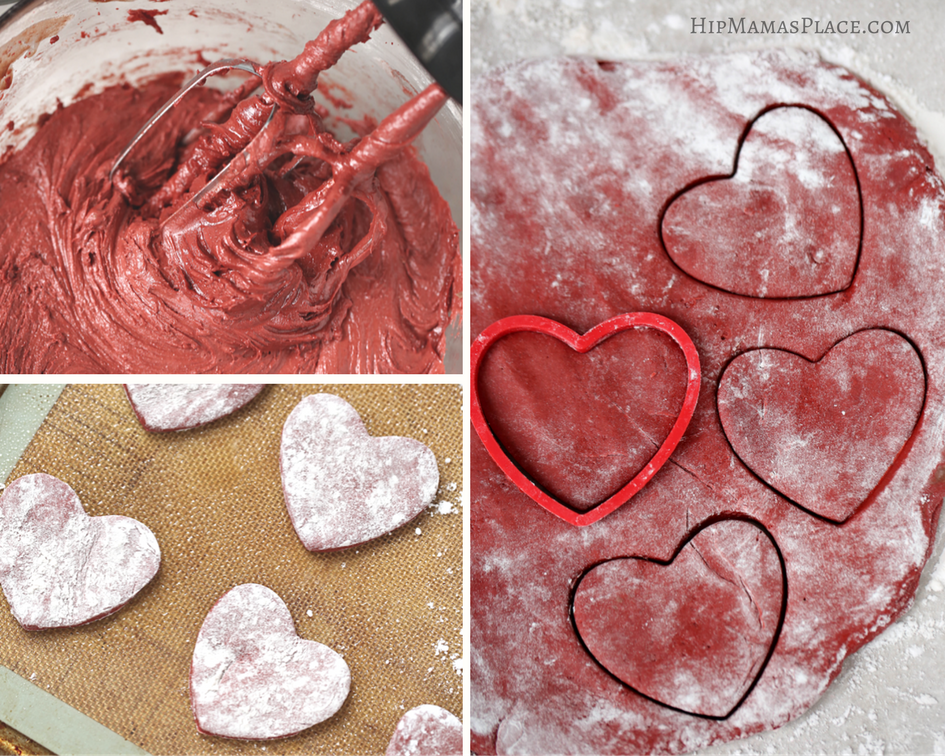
[
  {"left": 385, "top": 704, "right": 463, "bottom": 756},
  {"left": 124, "top": 384, "right": 265, "bottom": 432},
  {"left": 0, "top": 473, "right": 160, "bottom": 630},
  {"left": 280, "top": 394, "right": 439, "bottom": 551},
  {"left": 190, "top": 583, "right": 350, "bottom": 740}
]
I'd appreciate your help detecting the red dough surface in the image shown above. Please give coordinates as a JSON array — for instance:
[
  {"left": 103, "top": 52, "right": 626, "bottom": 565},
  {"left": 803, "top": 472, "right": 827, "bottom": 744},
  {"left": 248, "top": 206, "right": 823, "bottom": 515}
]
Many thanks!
[
  {"left": 386, "top": 704, "right": 463, "bottom": 756},
  {"left": 480, "top": 329, "right": 685, "bottom": 508},
  {"left": 124, "top": 384, "right": 265, "bottom": 432},
  {"left": 190, "top": 583, "right": 350, "bottom": 740},
  {"left": 662, "top": 105, "right": 861, "bottom": 299},
  {"left": 280, "top": 394, "right": 439, "bottom": 550},
  {"left": 0, "top": 474, "right": 160, "bottom": 630},
  {"left": 471, "top": 51, "right": 945, "bottom": 755},
  {"left": 573, "top": 519, "right": 784, "bottom": 719},
  {"left": 718, "top": 329, "right": 925, "bottom": 523}
]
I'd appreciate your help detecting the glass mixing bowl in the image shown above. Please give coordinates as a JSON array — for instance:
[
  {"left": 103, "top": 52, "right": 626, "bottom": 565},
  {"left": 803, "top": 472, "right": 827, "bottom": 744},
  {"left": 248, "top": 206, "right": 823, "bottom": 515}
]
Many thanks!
[{"left": 0, "top": 0, "right": 463, "bottom": 372}]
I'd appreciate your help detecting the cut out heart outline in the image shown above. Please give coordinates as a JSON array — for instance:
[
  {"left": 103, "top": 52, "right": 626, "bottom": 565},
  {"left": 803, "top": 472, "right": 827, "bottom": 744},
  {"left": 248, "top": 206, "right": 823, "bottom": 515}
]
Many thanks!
[
  {"left": 470, "top": 313, "right": 701, "bottom": 527},
  {"left": 570, "top": 515, "right": 787, "bottom": 719},
  {"left": 717, "top": 328, "right": 927, "bottom": 524},
  {"left": 659, "top": 103, "right": 863, "bottom": 300}
]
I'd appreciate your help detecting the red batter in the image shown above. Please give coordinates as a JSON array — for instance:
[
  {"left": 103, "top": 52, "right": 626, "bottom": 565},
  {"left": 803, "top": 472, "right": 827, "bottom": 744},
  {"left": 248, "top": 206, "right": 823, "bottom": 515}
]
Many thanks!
[
  {"left": 0, "top": 2, "right": 459, "bottom": 373},
  {"left": 471, "top": 51, "right": 945, "bottom": 754}
]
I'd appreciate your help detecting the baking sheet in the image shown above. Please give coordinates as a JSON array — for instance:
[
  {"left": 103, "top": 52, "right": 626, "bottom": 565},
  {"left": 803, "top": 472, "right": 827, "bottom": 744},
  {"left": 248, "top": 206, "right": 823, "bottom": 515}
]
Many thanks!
[
  {"left": 0, "top": 385, "right": 64, "bottom": 482},
  {"left": 471, "top": 1, "right": 945, "bottom": 753},
  {"left": 0, "top": 384, "right": 463, "bottom": 755}
]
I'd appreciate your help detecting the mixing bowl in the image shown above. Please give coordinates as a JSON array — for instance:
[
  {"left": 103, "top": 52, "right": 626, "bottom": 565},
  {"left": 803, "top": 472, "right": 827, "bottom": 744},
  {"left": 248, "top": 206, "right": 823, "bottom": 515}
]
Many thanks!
[{"left": 0, "top": 0, "right": 463, "bottom": 373}]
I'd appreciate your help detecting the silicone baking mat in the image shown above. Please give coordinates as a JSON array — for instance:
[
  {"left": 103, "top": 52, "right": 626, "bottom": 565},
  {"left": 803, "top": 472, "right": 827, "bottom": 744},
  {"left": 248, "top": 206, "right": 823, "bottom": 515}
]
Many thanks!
[{"left": 0, "top": 384, "right": 463, "bottom": 755}]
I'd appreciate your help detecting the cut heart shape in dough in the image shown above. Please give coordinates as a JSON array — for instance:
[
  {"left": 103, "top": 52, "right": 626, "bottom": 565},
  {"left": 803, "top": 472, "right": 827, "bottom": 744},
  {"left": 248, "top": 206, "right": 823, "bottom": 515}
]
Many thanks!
[
  {"left": 281, "top": 394, "right": 439, "bottom": 551},
  {"left": 471, "top": 313, "right": 700, "bottom": 527},
  {"left": 190, "top": 583, "right": 350, "bottom": 740},
  {"left": 662, "top": 105, "right": 861, "bottom": 299},
  {"left": 572, "top": 518, "right": 785, "bottom": 718},
  {"left": 0, "top": 473, "right": 160, "bottom": 630},
  {"left": 717, "top": 329, "right": 925, "bottom": 523},
  {"left": 124, "top": 384, "right": 265, "bottom": 432}
]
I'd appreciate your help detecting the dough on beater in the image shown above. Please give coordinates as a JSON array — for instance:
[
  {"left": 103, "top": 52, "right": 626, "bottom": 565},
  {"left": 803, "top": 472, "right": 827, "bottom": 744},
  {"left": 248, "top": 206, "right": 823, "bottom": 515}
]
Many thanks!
[{"left": 0, "top": 3, "right": 458, "bottom": 374}]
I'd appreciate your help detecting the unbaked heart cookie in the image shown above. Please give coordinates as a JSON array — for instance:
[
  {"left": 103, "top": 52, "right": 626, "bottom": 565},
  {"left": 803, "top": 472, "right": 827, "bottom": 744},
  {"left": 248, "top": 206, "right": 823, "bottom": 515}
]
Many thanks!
[
  {"left": 718, "top": 329, "right": 925, "bottom": 523},
  {"left": 662, "top": 105, "right": 860, "bottom": 298},
  {"left": 386, "top": 704, "right": 463, "bottom": 756},
  {"left": 124, "top": 384, "right": 265, "bottom": 432},
  {"left": 281, "top": 394, "right": 439, "bottom": 551},
  {"left": 572, "top": 519, "right": 785, "bottom": 718},
  {"left": 190, "top": 583, "right": 350, "bottom": 740},
  {"left": 0, "top": 474, "right": 160, "bottom": 630}
]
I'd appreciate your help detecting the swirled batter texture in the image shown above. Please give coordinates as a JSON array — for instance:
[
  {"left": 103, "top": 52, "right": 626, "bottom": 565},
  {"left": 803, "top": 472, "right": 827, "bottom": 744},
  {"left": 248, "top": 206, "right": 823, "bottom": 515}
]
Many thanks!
[{"left": 0, "top": 52, "right": 457, "bottom": 373}]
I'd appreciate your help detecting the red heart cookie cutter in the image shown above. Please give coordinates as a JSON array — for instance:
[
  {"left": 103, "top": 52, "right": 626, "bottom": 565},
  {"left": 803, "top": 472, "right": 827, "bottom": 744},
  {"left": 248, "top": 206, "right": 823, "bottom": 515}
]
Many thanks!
[{"left": 470, "top": 313, "right": 701, "bottom": 527}]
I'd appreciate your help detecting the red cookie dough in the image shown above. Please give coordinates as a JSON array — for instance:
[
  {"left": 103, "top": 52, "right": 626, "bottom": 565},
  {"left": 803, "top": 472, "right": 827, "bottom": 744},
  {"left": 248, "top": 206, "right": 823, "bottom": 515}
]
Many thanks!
[
  {"left": 718, "top": 329, "right": 925, "bottom": 523},
  {"left": 0, "top": 474, "right": 160, "bottom": 630},
  {"left": 190, "top": 583, "right": 350, "bottom": 740},
  {"left": 124, "top": 384, "right": 265, "bottom": 432},
  {"left": 573, "top": 519, "right": 784, "bottom": 719},
  {"left": 471, "top": 51, "right": 945, "bottom": 755},
  {"left": 386, "top": 704, "right": 463, "bottom": 756},
  {"left": 0, "top": 3, "right": 459, "bottom": 374},
  {"left": 281, "top": 394, "right": 439, "bottom": 551}
]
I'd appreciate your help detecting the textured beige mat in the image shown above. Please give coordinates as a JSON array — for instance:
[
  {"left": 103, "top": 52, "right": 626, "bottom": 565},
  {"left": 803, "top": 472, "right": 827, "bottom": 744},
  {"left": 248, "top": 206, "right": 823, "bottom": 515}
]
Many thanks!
[{"left": 0, "top": 384, "right": 463, "bottom": 755}]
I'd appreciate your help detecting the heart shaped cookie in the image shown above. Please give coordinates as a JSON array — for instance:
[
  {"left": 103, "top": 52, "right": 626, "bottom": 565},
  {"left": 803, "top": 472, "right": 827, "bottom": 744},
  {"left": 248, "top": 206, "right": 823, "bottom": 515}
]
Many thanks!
[
  {"left": 190, "top": 583, "right": 350, "bottom": 740},
  {"left": 281, "top": 394, "right": 439, "bottom": 551},
  {"left": 124, "top": 384, "right": 265, "bottom": 432},
  {"left": 386, "top": 705, "right": 463, "bottom": 756},
  {"left": 572, "top": 519, "right": 785, "bottom": 718},
  {"left": 717, "top": 329, "right": 925, "bottom": 523},
  {"left": 471, "top": 314, "right": 700, "bottom": 527},
  {"left": 662, "top": 105, "right": 860, "bottom": 298},
  {"left": 0, "top": 474, "right": 160, "bottom": 630}
]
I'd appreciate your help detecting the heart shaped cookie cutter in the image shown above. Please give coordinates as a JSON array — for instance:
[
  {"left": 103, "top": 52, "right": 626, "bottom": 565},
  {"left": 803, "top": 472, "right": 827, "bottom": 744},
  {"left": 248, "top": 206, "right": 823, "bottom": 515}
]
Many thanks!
[{"left": 471, "top": 313, "right": 701, "bottom": 527}]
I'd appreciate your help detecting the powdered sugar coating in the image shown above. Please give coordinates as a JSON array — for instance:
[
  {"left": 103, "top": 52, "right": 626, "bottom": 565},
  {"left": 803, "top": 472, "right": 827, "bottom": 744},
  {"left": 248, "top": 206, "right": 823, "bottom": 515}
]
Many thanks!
[
  {"left": 0, "top": 474, "right": 160, "bottom": 630},
  {"left": 386, "top": 704, "right": 463, "bottom": 756},
  {"left": 281, "top": 394, "right": 439, "bottom": 551},
  {"left": 472, "top": 51, "right": 945, "bottom": 755},
  {"left": 124, "top": 384, "right": 265, "bottom": 432},
  {"left": 190, "top": 583, "right": 350, "bottom": 740}
]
